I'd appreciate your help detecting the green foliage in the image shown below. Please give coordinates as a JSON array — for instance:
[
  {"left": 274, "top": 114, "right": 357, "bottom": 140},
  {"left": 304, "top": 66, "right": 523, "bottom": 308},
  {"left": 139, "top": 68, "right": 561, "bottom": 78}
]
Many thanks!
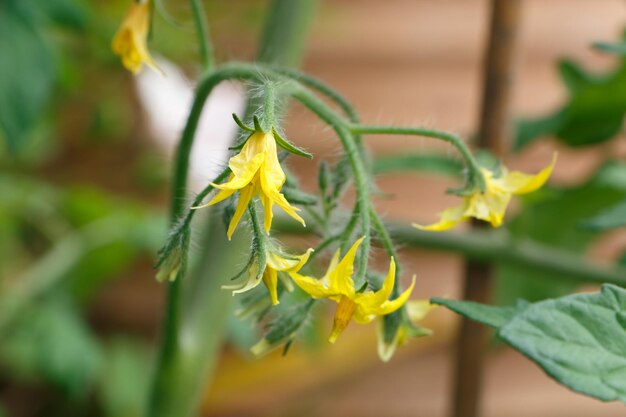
[
  {"left": 495, "top": 162, "right": 626, "bottom": 305},
  {"left": 593, "top": 41, "right": 626, "bottom": 56},
  {"left": 98, "top": 340, "right": 151, "bottom": 417},
  {"left": 0, "top": 0, "right": 85, "bottom": 155},
  {"left": 435, "top": 284, "right": 626, "bottom": 403},
  {"left": 0, "top": 296, "right": 102, "bottom": 396},
  {"left": 581, "top": 197, "right": 626, "bottom": 231},
  {"left": 372, "top": 153, "right": 463, "bottom": 177},
  {"left": 515, "top": 57, "right": 626, "bottom": 150}
]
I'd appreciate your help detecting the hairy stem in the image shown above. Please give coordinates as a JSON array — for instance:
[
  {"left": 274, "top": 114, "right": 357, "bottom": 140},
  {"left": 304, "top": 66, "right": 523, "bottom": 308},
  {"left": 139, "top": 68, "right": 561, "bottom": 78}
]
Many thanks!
[
  {"left": 291, "top": 87, "right": 371, "bottom": 283},
  {"left": 349, "top": 124, "right": 486, "bottom": 191}
]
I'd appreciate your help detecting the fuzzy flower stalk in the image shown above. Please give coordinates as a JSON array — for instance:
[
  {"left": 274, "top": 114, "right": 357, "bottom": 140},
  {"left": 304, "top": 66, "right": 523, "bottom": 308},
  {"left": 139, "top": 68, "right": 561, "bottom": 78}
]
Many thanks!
[
  {"left": 415, "top": 154, "right": 557, "bottom": 231},
  {"left": 290, "top": 237, "right": 415, "bottom": 343},
  {"left": 112, "top": 0, "right": 161, "bottom": 74}
]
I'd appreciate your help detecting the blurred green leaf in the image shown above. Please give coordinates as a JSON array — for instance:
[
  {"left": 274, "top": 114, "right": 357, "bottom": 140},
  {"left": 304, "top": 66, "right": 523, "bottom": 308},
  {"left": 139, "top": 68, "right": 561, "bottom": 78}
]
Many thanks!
[
  {"left": 514, "top": 57, "right": 626, "bottom": 150},
  {"left": 0, "top": 296, "right": 102, "bottom": 396},
  {"left": 496, "top": 162, "right": 626, "bottom": 304},
  {"left": 0, "top": 3, "right": 55, "bottom": 155},
  {"left": 99, "top": 339, "right": 150, "bottom": 417},
  {"left": 581, "top": 197, "right": 626, "bottom": 231},
  {"left": 0, "top": 0, "right": 84, "bottom": 155},
  {"left": 372, "top": 153, "right": 463, "bottom": 177},
  {"left": 436, "top": 284, "right": 626, "bottom": 403},
  {"left": 593, "top": 41, "right": 626, "bottom": 56}
]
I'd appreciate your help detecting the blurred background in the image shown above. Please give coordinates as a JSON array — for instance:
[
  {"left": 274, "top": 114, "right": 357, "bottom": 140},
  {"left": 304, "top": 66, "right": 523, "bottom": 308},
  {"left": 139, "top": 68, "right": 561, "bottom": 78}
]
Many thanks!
[{"left": 1, "top": 0, "right": 626, "bottom": 416}]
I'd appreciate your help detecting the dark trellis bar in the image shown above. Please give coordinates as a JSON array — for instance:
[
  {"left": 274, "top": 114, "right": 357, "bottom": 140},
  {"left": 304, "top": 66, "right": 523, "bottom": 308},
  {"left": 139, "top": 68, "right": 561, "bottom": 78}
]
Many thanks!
[{"left": 452, "top": 1, "right": 523, "bottom": 417}]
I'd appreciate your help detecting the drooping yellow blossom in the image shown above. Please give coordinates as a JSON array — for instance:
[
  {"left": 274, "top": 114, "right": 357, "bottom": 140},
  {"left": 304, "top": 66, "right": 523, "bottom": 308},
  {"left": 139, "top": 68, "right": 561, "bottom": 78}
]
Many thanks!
[
  {"left": 377, "top": 300, "right": 435, "bottom": 362},
  {"left": 224, "top": 248, "right": 313, "bottom": 305},
  {"left": 112, "top": 0, "right": 161, "bottom": 74},
  {"left": 290, "top": 238, "right": 415, "bottom": 343},
  {"left": 415, "top": 154, "right": 557, "bottom": 231},
  {"left": 196, "top": 130, "right": 305, "bottom": 239}
]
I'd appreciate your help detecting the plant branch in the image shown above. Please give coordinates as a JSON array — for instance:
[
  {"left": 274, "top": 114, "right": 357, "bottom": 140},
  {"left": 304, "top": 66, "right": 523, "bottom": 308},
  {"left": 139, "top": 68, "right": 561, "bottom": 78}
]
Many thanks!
[{"left": 189, "top": 0, "right": 214, "bottom": 71}]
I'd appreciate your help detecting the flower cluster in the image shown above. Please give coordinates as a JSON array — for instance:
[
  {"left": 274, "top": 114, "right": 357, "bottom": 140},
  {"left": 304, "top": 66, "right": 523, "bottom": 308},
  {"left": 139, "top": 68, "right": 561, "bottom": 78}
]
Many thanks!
[{"left": 117, "top": 7, "right": 558, "bottom": 358}]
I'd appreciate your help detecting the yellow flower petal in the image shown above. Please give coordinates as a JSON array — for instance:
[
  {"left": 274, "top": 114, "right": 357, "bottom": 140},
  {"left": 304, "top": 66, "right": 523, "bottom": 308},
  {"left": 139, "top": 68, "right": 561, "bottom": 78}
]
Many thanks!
[
  {"left": 218, "top": 153, "right": 265, "bottom": 191},
  {"left": 368, "top": 275, "right": 416, "bottom": 316},
  {"left": 263, "top": 269, "right": 279, "bottom": 305},
  {"left": 359, "top": 257, "right": 397, "bottom": 309},
  {"left": 289, "top": 272, "right": 333, "bottom": 299},
  {"left": 267, "top": 248, "right": 313, "bottom": 272},
  {"left": 111, "top": 1, "right": 161, "bottom": 75},
  {"left": 198, "top": 129, "right": 307, "bottom": 235},
  {"left": 406, "top": 300, "right": 436, "bottom": 321},
  {"left": 464, "top": 191, "right": 510, "bottom": 227},
  {"left": 413, "top": 202, "right": 467, "bottom": 231},
  {"left": 416, "top": 154, "right": 556, "bottom": 231},
  {"left": 329, "top": 296, "right": 357, "bottom": 343},
  {"left": 327, "top": 237, "right": 364, "bottom": 297},
  {"left": 291, "top": 238, "right": 416, "bottom": 345},
  {"left": 502, "top": 152, "right": 557, "bottom": 195},
  {"left": 226, "top": 184, "right": 254, "bottom": 239}
]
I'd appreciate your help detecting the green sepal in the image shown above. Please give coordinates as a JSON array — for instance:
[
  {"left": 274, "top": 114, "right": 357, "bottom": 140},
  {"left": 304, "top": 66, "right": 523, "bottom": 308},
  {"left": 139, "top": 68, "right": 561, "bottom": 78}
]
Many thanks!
[
  {"left": 283, "top": 187, "right": 317, "bottom": 206},
  {"left": 250, "top": 300, "right": 314, "bottom": 357},
  {"left": 272, "top": 128, "right": 313, "bottom": 159},
  {"left": 154, "top": 221, "right": 190, "bottom": 283},
  {"left": 228, "top": 251, "right": 256, "bottom": 282},
  {"left": 253, "top": 115, "right": 264, "bottom": 132},
  {"left": 232, "top": 113, "right": 254, "bottom": 132}
]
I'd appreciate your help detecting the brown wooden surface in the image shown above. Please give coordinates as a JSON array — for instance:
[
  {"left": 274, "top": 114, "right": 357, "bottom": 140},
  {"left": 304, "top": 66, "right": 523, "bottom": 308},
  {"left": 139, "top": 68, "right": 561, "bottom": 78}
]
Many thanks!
[{"left": 454, "top": 1, "right": 523, "bottom": 416}]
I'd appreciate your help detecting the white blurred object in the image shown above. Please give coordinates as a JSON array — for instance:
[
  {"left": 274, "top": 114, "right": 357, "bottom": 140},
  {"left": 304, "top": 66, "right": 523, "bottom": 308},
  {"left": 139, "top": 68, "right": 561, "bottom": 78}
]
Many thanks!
[{"left": 134, "top": 58, "right": 246, "bottom": 190}]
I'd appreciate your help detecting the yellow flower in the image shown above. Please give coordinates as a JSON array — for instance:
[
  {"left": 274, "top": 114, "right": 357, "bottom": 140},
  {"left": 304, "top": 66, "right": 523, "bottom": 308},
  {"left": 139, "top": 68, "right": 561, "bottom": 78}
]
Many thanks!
[
  {"left": 112, "top": 0, "right": 161, "bottom": 74},
  {"left": 290, "top": 237, "right": 415, "bottom": 343},
  {"left": 224, "top": 248, "right": 312, "bottom": 305},
  {"left": 196, "top": 130, "right": 305, "bottom": 239},
  {"left": 415, "top": 154, "right": 557, "bottom": 231},
  {"left": 377, "top": 300, "right": 435, "bottom": 362}
]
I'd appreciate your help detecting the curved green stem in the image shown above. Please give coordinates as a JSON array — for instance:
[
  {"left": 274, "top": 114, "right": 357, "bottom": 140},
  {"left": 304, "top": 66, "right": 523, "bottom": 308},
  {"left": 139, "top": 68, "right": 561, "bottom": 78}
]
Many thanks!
[
  {"left": 170, "top": 63, "right": 269, "bottom": 221},
  {"left": 271, "top": 67, "right": 360, "bottom": 124},
  {"left": 189, "top": 0, "right": 214, "bottom": 71},
  {"left": 290, "top": 87, "right": 371, "bottom": 282},
  {"left": 349, "top": 124, "right": 486, "bottom": 191},
  {"left": 339, "top": 204, "right": 359, "bottom": 253}
]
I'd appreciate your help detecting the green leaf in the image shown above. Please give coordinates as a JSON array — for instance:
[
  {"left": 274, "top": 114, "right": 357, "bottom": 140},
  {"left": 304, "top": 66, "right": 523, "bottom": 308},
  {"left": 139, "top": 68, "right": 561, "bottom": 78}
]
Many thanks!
[
  {"left": 0, "top": 0, "right": 84, "bottom": 155},
  {"left": 99, "top": 340, "right": 150, "bottom": 417},
  {"left": 496, "top": 163, "right": 626, "bottom": 304},
  {"left": 438, "top": 284, "right": 626, "bottom": 403},
  {"left": 0, "top": 3, "right": 56, "bottom": 154},
  {"left": 372, "top": 153, "right": 463, "bottom": 177},
  {"left": 581, "top": 197, "right": 626, "bottom": 231},
  {"left": 0, "top": 296, "right": 102, "bottom": 396},
  {"left": 432, "top": 298, "right": 529, "bottom": 328},
  {"left": 514, "top": 111, "right": 565, "bottom": 151},
  {"left": 514, "top": 57, "right": 626, "bottom": 149},
  {"left": 593, "top": 41, "right": 626, "bottom": 56}
]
